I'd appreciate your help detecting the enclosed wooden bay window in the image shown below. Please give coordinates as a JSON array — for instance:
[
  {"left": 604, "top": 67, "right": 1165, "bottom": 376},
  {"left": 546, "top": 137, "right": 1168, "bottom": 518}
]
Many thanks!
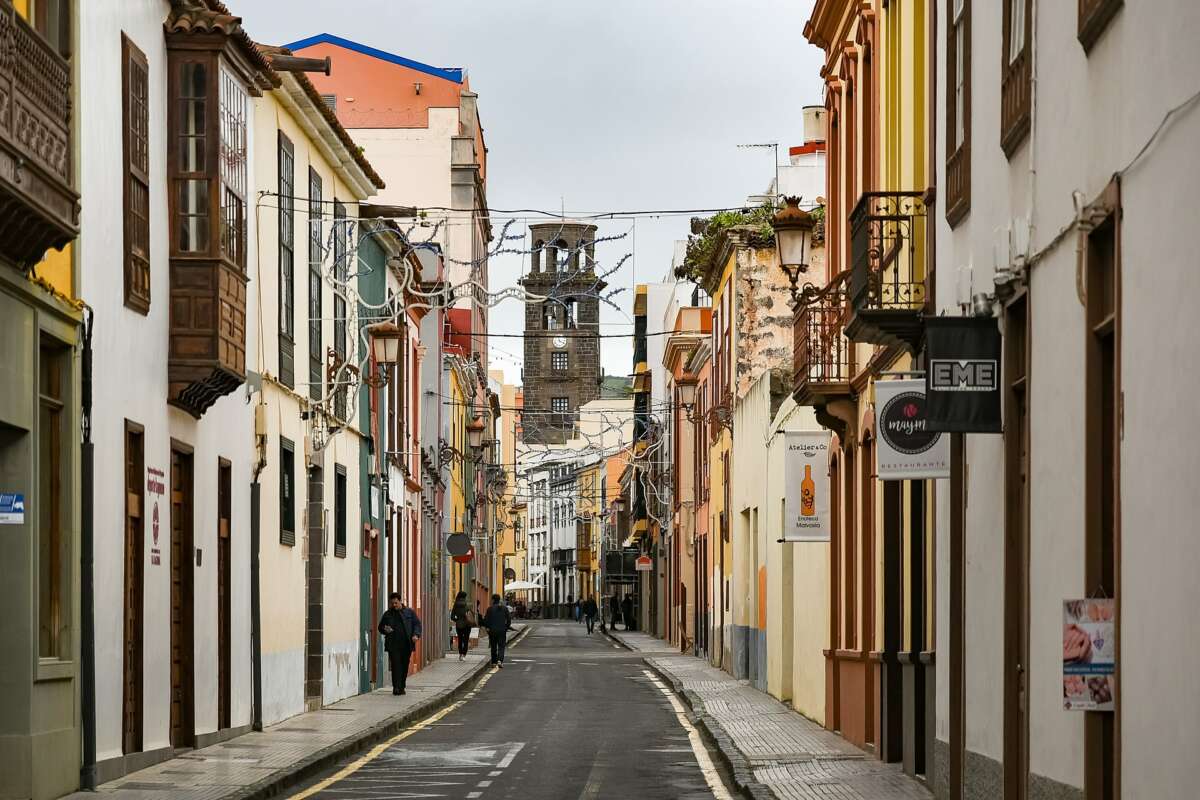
[{"left": 164, "top": 5, "right": 276, "bottom": 416}]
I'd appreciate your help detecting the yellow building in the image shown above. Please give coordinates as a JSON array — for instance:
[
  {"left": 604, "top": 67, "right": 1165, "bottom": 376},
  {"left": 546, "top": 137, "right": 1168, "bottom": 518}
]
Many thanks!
[
  {"left": 575, "top": 459, "right": 603, "bottom": 601},
  {"left": 801, "top": 0, "right": 934, "bottom": 778}
]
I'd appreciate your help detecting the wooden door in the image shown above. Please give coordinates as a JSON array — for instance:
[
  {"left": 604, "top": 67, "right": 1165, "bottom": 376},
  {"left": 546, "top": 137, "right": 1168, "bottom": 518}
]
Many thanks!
[
  {"left": 370, "top": 532, "right": 379, "bottom": 684},
  {"left": 217, "top": 460, "right": 231, "bottom": 730},
  {"left": 1004, "top": 295, "right": 1031, "bottom": 799},
  {"left": 122, "top": 424, "right": 144, "bottom": 754},
  {"left": 170, "top": 447, "right": 194, "bottom": 750}
]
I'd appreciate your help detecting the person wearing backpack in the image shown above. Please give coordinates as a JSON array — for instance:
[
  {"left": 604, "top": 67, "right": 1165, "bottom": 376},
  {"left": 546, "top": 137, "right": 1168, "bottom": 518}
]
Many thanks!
[
  {"left": 482, "top": 594, "right": 513, "bottom": 667},
  {"left": 450, "top": 591, "right": 473, "bottom": 661}
]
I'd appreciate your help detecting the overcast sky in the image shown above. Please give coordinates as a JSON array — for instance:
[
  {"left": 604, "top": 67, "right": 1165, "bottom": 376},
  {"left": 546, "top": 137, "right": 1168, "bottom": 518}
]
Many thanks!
[{"left": 241, "top": 1, "right": 825, "bottom": 384}]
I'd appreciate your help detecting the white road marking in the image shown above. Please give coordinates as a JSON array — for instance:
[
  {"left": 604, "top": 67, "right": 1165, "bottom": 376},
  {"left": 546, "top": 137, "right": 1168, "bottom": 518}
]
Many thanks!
[
  {"left": 643, "top": 669, "right": 734, "bottom": 800},
  {"left": 467, "top": 793, "right": 482, "bottom": 799},
  {"left": 477, "top": 779, "right": 493, "bottom": 787},
  {"left": 489, "top": 770, "right": 503, "bottom": 777},
  {"left": 496, "top": 742, "right": 526, "bottom": 768}
]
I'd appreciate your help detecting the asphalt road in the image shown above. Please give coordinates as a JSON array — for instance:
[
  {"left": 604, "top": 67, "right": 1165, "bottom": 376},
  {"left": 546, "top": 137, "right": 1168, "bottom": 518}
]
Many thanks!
[{"left": 289, "top": 620, "right": 733, "bottom": 800}]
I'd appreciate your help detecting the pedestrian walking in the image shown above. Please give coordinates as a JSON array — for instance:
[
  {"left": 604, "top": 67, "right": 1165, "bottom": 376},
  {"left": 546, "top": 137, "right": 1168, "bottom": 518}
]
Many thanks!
[
  {"left": 378, "top": 593, "right": 422, "bottom": 695},
  {"left": 573, "top": 598, "right": 582, "bottom": 623},
  {"left": 482, "top": 593, "right": 512, "bottom": 667},
  {"left": 622, "top": 594, "right": 634, "bottom": 631},
  {"left": 583, "top": 595, "right": 598, "bottom": 634},
  {"left": 609, "top": 594, "right": 620, "bottom": 630},
  {"left": 450, "top": 590, "right": 474, "bottom": 661}
]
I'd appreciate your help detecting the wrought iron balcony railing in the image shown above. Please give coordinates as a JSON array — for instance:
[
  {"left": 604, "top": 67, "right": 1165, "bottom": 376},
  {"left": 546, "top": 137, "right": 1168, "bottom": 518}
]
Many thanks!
[
  {"left": 846, "top": 191, "right": 929, "bottom": 349},
  {"left": 792, "top": 270, "right": 853, "bottom": 404}
]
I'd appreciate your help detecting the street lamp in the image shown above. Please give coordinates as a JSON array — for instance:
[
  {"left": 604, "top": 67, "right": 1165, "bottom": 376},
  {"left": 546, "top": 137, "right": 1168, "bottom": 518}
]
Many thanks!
[
  {"left": 363, "top": 320, "right": 403, "bottom": 388},
  {"left": 466, "top": 416, "right": 485, "bottom": 451},
  {"left": 677, "top": 374, "right": 701, "bottom": 422},
  {"left": 772, "top": 196, "right": 816, "bottom": 299}
]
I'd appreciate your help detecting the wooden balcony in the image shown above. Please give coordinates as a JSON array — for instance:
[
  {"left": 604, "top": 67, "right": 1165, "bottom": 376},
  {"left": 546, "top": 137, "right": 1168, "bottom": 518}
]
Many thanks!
[
  {"left": 0, "top": 2, "right": 78, "bottom": 268},
  {"left": 792, "top": 270, "right": 854, "bottom": 408},
  {"left": 846, "top": 191, "right": 929, "bottom": 350}
]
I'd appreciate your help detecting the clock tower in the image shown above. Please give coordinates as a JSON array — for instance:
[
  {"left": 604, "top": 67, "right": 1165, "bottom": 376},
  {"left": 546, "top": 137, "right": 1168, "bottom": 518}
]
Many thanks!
[{"left": 519, "top": 221, "right": 604, "bottom": 445}]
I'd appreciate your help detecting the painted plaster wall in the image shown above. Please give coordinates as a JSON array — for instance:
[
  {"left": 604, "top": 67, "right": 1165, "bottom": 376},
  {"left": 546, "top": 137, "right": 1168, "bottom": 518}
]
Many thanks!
[
  {"left": 253, "top": 89, "right": 367, "bottom": 723},
  {"left": 934, "top": 1, "right": 1200, "bottom": 795},
  {"left": 80, "top": 0, "right": 255, "bottom": 762}
]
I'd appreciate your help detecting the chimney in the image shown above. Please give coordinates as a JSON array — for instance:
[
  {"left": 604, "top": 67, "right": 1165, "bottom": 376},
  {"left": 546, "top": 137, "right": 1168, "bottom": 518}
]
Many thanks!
[{"left": 802, "top": 105, "right": 826, "bottom": 145}]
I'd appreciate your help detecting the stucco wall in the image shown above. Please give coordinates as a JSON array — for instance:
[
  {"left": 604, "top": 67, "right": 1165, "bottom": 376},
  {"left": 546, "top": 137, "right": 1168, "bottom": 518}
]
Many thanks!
[
  {"left": 80, "top": 0, "right": 256, "bottom": 764},
  {"left": 934, "top": 1, "right": 1200, "bottom": 795}
]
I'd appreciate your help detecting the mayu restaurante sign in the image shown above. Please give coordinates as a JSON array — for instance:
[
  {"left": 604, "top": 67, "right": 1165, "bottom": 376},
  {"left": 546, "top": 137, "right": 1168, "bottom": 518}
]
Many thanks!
[{"left": 875, "top": 380, "right": 950, "bottom": 480}]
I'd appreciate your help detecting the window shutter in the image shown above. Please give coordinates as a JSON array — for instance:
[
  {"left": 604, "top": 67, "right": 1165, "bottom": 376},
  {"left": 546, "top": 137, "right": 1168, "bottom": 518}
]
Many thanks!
[{"left": 122, "top": 35, "right": 151, "bottom": 314}]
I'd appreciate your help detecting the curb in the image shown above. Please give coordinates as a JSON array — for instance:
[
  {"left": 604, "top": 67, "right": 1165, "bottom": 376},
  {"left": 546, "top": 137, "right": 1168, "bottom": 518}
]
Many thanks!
[
  {"left": 640, "top": 658, "right": 775, "bottom": 800},
  {"left": 606, "top": 631, "right": 774, "bottom": 800},
  {"left": 227, "top": 625, "right": 530, "bottom": 800}
]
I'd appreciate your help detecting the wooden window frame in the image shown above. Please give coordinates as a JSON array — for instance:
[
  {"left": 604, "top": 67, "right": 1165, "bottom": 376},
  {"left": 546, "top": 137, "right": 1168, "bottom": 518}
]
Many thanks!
[
  {"left": 945, "top": 0, "right": 972, "bottom": 227},
  {"left": 168, "top": 51, "right": 216, "bottom": 257},
  {"left": 1082, "top": 179, "right": 1121, "bottom": 800},
  {"left": 122, "top": 34, "right": 151, "bottom": 314},
  {"left": 280, "top": 437, "right": 296, "bottom": 546},
  {"left": 1078, "top": 0, "right": 1122, "bottom": 54},
  {"left": 38, "top": 338, "right": 68, "bottom": 661},
  {"left": 334, "top": 464, "right": 347, "bottom": 558},
  {"left": 278, "top": 132, "right": 295, "bottom": 388},
  {"left": 1001, "top": 0, "right": 1033, "bottom": 157}
]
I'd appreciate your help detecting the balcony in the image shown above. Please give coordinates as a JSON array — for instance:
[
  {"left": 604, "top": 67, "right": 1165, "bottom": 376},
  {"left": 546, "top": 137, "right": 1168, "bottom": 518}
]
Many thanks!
[
  {"left": 0, "top": 3, "right": 78, "bottom": 268},
  {"left": 792, "top": 270, "right": 854, "bottom": 408},
  {"left": 846, "top": 191, "right": 929, "bottom": 350}
]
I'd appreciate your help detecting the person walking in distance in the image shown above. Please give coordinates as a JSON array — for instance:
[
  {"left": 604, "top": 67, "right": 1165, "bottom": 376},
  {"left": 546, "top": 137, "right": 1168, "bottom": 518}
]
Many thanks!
[
  {"left": 609, "top": 594, "right": 620, "bottom": 631},
  {"left": 583, "top": 595, "right": 598, "bottom": 634},
  {"left": 450, "top": 591, "right": 473, "bottom": 662},
  {"left": 622, "top": 594, "right": 635, "bottom": 631},
  {"left": 378, "top": 593, "right": 422, "bottom": 695},
  {"left": 482, "top": 593, "right": 512, "bottom": 667},
  {"left": 574, "top": 597, "right": 582, "bottom": 623}
]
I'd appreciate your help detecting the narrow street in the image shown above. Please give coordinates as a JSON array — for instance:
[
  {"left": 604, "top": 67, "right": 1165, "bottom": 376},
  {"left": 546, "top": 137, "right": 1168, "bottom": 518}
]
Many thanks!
[{"left": 289, "top": 622, "right": 732, "bottom": 800}]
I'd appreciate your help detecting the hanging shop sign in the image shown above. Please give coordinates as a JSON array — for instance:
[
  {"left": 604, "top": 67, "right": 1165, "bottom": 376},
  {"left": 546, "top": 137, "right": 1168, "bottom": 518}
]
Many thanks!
[
  {"left": 925, "top": 316, "right": 1003, "bottom": 433},
  {"left": 783, "top": 431, "right": 831, "bottom": 541},
  {"left": 635, "top": 554, "right": 653, "bottom": 571},
  {"left": 0, "top": 493, "right": 25, "bottom": 524},
  {"left": 1062, "top": 598, "right": 1116, "bottom": 711},
  {"left": 445, "top": 531, "right": 472, "bottom": 556},
  {"left": 875, "top": 380, "right": 950, "bottom": 480}
]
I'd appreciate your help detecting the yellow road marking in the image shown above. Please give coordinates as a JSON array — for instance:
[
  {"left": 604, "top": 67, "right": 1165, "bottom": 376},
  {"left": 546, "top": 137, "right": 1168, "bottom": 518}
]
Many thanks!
[{"left": 288, "top": 669, "right": 499, "bottom": 799}]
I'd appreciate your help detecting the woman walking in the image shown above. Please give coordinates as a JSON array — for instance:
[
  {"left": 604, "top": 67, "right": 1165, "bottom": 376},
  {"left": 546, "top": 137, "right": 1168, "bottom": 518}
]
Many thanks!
[{"left": 450, "top": 591, "right": 474, "bottom": 661}]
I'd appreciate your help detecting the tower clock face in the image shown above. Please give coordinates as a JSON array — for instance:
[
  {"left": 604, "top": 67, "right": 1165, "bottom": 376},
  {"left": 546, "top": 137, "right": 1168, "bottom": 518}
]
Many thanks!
[{"left": 552, "top": 336, "right": 567, "bottom": 349}]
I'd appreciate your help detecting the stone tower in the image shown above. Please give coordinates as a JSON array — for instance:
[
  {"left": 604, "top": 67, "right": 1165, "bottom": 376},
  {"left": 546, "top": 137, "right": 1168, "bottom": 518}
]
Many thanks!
[{"left": 519, "top": 221, "right": 604, "bottom": 444}]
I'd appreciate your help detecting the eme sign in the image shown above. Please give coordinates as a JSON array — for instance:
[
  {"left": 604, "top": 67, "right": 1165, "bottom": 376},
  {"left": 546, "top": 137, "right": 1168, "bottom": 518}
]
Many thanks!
[
  {"left": 635, "top": 555, "right": 653, "bottom": 571},
  {"left": 925, "top": 316, "right": 1003, "bottom": 433}
]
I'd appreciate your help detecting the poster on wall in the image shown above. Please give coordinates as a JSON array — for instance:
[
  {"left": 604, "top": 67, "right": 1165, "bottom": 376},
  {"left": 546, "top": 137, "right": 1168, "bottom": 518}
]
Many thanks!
[
  {"left": 875, "top": 380, "right": 950, "bottom": 480},
  {"left": 1063, "top": 598, "right": 1116, "bottom": 711},
  {"left": 147, "top": 467, "right": 165, "bottom": 565},
  {"left": 783, "top": 431, "right": 831, "bottom": 541}
]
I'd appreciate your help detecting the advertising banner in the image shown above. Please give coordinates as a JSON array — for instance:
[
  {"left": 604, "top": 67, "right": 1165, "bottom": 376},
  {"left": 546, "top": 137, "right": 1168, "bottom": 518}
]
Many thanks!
[
  {"left": 1063, "top": 598, "right": 1115, "bottom": 711},
  {"left": 875, "top": 380, "right": 950, "bottom": 480},
  {"left": 783, "top": 431, "right": 831, "bottom": 541},
  {"left": 925, "top": 316, "right": 1003, "bottom": 433}
]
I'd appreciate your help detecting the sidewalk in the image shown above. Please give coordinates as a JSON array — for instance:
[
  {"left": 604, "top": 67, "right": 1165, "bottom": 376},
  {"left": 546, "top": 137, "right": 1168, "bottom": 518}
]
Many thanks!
[
  {"left": 609, "top": 630, "right": 931, "bottom": 800},
  {"left": 66, "top": 626, "right": 525, "bottom": 800}
]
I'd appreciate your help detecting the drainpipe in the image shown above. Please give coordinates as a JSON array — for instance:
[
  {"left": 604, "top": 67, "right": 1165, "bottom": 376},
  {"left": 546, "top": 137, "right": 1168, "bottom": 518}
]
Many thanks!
[
  {"left": 80, "top": 307, "right": 96, "bottom": 790},
  {"left": 251, "top": 406, "right": 267, "bottom": 731}
]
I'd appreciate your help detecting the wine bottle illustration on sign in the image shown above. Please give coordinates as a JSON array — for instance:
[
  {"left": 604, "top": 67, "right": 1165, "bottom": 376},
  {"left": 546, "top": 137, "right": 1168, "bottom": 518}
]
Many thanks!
[{"left": 801, "top": 464, "right": 816, "bottom": 517}]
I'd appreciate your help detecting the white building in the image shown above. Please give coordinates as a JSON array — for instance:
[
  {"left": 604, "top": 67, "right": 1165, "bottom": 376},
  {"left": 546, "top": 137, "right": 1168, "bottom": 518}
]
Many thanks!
[
  {"left": 250, "top": 48, "right": 384, "bottom": 723},
  {"left": 79, "top": 0, "right": 271, "bottom": 781},
  {"left": 933, "top": 3, "right": 1200, "bottom": 798}
]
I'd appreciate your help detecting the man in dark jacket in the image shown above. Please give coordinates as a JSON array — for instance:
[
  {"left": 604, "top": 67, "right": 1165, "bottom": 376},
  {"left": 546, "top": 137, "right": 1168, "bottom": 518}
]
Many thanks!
[
  {"left": 482, "top": 594, "right": 512, "bottom": 667},
  {"left": 622, "top": 594, "right": 635, "bottom": 631},
  {"left": 609, "top": 594, "right": 620, "bottom": 631},
  {"left": 582, "top": 595, "right": 598, "bottom": 634},
  {"left": 378, "top": 593, "right": 422, "bottom": 695}
]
